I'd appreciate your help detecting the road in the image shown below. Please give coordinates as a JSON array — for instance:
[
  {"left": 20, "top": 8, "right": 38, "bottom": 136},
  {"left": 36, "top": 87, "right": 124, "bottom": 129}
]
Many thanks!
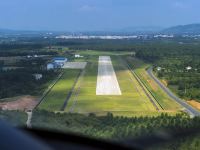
[
  {"left": 147, "top": 67, "right": 200, "bottom": 117},
  {"left": 26, "top": 110, "right": 32, "bottom": 128}
]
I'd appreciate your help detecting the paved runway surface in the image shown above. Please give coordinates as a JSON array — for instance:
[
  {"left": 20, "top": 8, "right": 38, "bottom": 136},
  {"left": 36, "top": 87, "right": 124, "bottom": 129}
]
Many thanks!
[{"left": 96, "top": 56, "right": 121, "bottom": 95}]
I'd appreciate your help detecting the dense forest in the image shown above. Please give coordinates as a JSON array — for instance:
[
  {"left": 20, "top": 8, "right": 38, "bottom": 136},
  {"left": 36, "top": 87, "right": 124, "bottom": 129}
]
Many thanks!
[
  {"left": 0, "top": 57, "right": 60, "bottom": 99},
  {"left": 31, "top": 110, "right": 200, "bottom": 150},
  {"left": 0, "top": 110, "right": 26, "bottom": 126},
  {"left": 0, "top": 109, "right": 200, "bottom": 150},
  {"left": 136, "top": 43, "right": 200, "bottom": 101}
]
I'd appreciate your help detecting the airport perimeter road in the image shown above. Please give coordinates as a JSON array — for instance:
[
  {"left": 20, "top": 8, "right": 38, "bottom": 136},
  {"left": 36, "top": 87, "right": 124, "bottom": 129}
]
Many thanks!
[{"left": 147, "top": 67, "right": 200, "bottom": 117}]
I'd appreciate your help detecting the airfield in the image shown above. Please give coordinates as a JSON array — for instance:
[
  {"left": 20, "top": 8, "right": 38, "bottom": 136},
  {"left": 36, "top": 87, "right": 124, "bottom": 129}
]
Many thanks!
[{"left": 38, "top": 50, "right": 183, "bottom": 117}]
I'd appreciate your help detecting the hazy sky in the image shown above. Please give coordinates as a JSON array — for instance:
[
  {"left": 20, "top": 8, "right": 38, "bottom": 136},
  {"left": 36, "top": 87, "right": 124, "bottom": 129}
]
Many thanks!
[{"left": 0, "top": 0, "right": 200, "bottom": 31}]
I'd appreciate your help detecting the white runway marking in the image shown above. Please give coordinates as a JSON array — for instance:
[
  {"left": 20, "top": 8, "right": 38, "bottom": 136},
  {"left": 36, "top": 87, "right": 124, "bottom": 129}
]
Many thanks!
[{"left": 96, "top": 56, "right": 121, "bottom": 95}]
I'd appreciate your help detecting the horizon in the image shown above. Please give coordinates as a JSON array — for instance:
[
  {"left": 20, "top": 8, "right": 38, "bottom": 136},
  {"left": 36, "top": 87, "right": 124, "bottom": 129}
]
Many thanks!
[{"left": 1, "top": 0, "right": 200, "bottom": 31}]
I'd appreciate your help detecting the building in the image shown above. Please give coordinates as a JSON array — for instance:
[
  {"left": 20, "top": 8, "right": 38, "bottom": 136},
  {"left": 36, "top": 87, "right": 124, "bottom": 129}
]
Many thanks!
[
  {"left": 47, "top": 63, "right": 54, "bottom": 70},
  {"left": 53, "top": 57, "right": 68, "bottom": 66},
  {"left": 33, "top": 74, "right": 43, "bottom": 80},
  {"left": 186, "top": 66, "right": 192, "bottom": 70},
  {"left": 75, "top": 54, "right": 80, "bottom": 58},
  {"left": 157, "top": 67, "right": 162, "bottom": 71},
  {"left": 75, "top": 54, "right": 83, "bottom": 58}
]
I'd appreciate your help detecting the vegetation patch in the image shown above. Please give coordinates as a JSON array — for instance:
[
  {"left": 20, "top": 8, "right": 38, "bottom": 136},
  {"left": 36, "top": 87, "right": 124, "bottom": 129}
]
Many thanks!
[
  {"left": 38, "top": 69, "right": 80, "bottom": 111},
  {"left": 126, "top": 56, "right": 181, "bottom": 110},
  {"left": 0, "top": 110, "right": 27, "bottom": 126},
  {"left": 66, "top": 54, "right": 159, "bottom": 116}
]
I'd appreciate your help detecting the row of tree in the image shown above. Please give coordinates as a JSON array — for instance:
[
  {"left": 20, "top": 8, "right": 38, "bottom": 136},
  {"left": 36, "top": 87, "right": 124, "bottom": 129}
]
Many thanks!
[{"left": 31, "top": 110, "right": 200, "bottom": 150}]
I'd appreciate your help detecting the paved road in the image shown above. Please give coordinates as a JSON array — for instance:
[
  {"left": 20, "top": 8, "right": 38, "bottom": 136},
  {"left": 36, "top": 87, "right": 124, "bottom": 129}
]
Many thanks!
[
  {"left": 26, "top": 110, "right": 32, "bottom": 128},
  {"left": 147, "top": 67, "right": 200, "bottom": 117}
]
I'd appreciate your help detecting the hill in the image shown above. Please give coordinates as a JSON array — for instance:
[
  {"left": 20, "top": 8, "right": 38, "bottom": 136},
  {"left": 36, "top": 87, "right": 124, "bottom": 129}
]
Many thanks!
[{"left": 162, "top": 24, "right": 200, "bottom": 34}]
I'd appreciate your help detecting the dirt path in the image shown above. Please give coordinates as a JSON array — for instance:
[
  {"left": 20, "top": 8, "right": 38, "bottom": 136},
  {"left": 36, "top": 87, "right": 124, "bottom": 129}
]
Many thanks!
[{"left": 0, "top": 96, "right": 38, "bottom": 111}]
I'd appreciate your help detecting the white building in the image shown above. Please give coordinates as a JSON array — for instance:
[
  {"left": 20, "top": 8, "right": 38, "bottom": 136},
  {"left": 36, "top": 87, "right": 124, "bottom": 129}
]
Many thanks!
[
  {"left": 186, "top": 66, "right": 192, "bottom": 70},
  {"left": 47, "top": 63, "right": 54, "bottom": 70},
  {"left": 75, "top": 54, "right": 83, "bottom": 58},
  {"left": 53, "top": 57, "right": 68, "bottom": 66},
  {"left": 157, "top": 67, "right": 162, "bottom": 71},
  {"left": 75, "top": 54, "right": 80, "bottom": 58},
  {"left": 33, "top": 74, "right": 43, "bottom": 80},
  {"left": 27, "top": 55, "right": 32, "bottom": 58}
]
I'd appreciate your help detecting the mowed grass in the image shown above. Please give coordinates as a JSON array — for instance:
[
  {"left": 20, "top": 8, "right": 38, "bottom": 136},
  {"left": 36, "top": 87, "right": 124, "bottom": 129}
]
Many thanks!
[
  {"left": 38, "top": 69, "right": 80, "bottom": 111},
  {"left": 65, "top": 55, "right": 157, "bottom": 116},
  {"left": 126, "top": 57, "right": 181, "bottom": 110}
]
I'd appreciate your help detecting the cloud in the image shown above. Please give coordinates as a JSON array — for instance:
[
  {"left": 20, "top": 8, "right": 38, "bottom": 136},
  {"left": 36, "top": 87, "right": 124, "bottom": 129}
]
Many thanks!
[{"left": 79, "top": 4, "right": 96, "bottom": 12}]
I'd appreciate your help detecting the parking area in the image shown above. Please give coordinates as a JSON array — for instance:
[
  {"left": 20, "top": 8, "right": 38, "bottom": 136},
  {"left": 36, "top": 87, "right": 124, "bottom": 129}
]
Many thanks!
[{"left": 62, "top": 62, "right": 87, "bottom": 69}]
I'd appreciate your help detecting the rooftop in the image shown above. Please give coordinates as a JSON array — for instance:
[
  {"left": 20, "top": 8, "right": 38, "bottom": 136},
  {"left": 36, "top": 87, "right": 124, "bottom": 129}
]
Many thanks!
[{"left": 53, "top": 57, "right": 66, "bottom": 61}]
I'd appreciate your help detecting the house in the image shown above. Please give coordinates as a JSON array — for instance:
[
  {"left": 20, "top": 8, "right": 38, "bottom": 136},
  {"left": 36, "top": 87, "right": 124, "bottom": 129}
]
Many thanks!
[
  {"left": 33, "top": 74, "right": 43, "bottom": 80},
  {"left": 47, "top": 62, "right": 63, "bottom": 70},
  {"left": 157, "top": 67, "right": 162, "bottom": 71},
  {"left": 75, "top": 54, "right": 83, "bottom": 58},
  {"left": 53, "top": 57, "right": 68, "bottom": 66},
  {"left": 186, "top": 66, "right": 192, "bottom": 70},
  {"left": 75, "top": 54, "right": 80, "bottom": 58},
  {"left": 27, "top": 55, "right": 32, "bottom": 58},
  {"left": 47, "top": 63, "right": 54, "bottom": 70}
]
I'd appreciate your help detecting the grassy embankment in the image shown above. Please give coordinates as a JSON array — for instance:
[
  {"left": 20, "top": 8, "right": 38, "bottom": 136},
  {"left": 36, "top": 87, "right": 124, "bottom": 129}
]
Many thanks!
[
  {"left": 38, "top": 69, "right": 80, "bottom": 111},
  {"left": 125, "top": 56, "right": 182, "bottom": 111},
  {"left": 65, "top": 52, "right": 163, "bottom": 117}
]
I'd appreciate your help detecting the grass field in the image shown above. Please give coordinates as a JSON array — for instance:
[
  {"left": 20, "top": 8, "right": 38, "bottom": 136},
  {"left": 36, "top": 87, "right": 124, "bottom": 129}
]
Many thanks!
[
  {"left": 38, "top": 69, "right": 80, "bottom": 111},
  {"left": 65, "top": 55, "right": 158, "bottom": 116},
  {"left": 125, "top": 56, "right": 182, "bottom": 110},
  {"left": 37, "top": 50, "right": 182, "bottom": 116}
]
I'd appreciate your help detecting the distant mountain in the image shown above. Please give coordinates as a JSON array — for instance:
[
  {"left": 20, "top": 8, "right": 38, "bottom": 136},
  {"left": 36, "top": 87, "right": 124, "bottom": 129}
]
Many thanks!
[
  {"left": 119, "top": 26, "right": 163, "bottom": 33},
  {"left": 162, "top": 24, "right": 200, "bottom": 34}
]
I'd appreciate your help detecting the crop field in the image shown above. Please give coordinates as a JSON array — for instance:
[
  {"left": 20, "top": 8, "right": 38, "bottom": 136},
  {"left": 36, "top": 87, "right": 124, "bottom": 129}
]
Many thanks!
[
  {"left": 38, "top": 70, "right": 80, "bottom": 111},
  {"left": 65, "top": 54, "right": 159, "bottom": 116},
  {"left": 125, "top": 56, "right": 182, "bottom": 110}
]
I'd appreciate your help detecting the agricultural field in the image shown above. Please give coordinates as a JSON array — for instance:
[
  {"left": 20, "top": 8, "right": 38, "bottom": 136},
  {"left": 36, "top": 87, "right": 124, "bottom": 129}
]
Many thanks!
[{"left": 38, "top": 69, "right": 80, "bottom": 111}]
